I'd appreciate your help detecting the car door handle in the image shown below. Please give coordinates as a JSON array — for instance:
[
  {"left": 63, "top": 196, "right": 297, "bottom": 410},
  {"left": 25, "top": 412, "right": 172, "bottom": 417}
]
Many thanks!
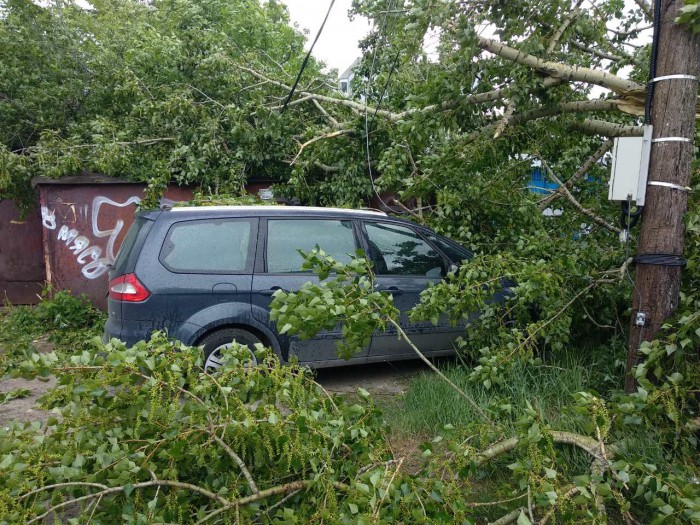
[{"left": 258, "top": 287, "right": 287, "bottom": 296}]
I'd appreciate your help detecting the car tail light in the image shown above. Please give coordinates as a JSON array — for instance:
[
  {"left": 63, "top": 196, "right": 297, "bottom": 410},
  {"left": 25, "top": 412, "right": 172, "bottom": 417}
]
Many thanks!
[{"left": 109, "top": 273, "right": 150, "bottom": 302}]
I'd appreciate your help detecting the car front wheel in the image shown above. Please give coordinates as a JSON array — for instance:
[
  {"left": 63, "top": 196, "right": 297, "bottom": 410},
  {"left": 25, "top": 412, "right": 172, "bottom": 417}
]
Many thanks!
[{"left": 200, "top": 328, "right": 262, "bottom": 371}]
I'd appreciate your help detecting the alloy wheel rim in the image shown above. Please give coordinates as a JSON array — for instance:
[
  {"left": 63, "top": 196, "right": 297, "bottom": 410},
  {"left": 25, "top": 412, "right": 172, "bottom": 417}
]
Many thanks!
[{"left": 204, "top": 342, "right": 257, "bottom": 371}]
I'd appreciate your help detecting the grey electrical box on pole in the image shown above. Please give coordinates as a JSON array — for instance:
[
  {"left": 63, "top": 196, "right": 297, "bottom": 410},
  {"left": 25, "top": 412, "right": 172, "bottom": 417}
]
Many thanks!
[{"left": 608, "top": 125, "right": 653, "bottom": 205}]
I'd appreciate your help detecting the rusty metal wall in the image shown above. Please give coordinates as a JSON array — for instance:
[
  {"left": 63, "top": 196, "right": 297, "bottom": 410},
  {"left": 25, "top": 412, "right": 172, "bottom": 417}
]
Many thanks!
[
  {"left": 37, "top": 182, "right": 193, "bottom": 310},
  {"left": 0, "top": 200, "right": 45, "bottom": 304}
]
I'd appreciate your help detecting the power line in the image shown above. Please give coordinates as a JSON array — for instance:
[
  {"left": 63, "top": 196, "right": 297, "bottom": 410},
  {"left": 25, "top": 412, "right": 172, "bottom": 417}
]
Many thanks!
[
  {"left": 364, "top": 1, "right": 398, "bottom": 211},
  {"left": 280, "top": 0, "right": 336, "bottom": 114}
]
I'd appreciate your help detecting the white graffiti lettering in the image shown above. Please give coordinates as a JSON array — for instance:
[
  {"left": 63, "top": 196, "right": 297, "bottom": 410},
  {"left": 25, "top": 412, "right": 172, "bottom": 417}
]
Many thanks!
[
  {"left": 41, "top": 206, "right": 56, "bottom": 230},
  {"left": 69, "top": 236, "right": 90, "bottom": 255},
  {"left": 40, "top": 195, "right": 143, "bottom": 280},
  {"left": 82, "top": 258, "right": 109, "bottom": 279},
  {"left": 76, "top": 245, "right": 102, "bottom": 265},
  {"left": 57, "top": 226, "right": 80, "bottom": 245},
  {"left": 41, "top": 194, "right": 178, "bottom": 281},
  {"left": 91, "top": 196, "right": 142, "bottom": 262}
]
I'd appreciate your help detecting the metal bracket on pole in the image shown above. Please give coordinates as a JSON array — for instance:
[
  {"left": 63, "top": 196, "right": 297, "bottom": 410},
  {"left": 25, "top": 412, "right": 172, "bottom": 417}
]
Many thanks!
[
  {"left": 647, "top": 181, "right": 692, "bottom": 193},
  {"left": 651, "top": 137, "right": 693, "bottom": 144},
  {"left": 651, "top": 74, "right": 698, "bottom": 82}
]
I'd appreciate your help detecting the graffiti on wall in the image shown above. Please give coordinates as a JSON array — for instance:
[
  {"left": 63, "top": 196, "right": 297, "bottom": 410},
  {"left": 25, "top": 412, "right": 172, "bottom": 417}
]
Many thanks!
[{"left": 41, "top": 196, "right": 162, "bottom": 279}]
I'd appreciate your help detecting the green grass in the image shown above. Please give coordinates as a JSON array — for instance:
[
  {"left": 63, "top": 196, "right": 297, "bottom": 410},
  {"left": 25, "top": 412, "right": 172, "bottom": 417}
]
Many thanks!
[
  {"left": 384, "top": 349, "right": 620, "bottom": 435},
  {"left": 380, "top": 343, "right": 667, "bottom": 479}
]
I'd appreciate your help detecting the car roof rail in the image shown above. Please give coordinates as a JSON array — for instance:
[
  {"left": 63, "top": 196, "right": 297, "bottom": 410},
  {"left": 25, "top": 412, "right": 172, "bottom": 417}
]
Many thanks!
[{"left": 360, "top": 207, "right": 387, "bottom": 215}]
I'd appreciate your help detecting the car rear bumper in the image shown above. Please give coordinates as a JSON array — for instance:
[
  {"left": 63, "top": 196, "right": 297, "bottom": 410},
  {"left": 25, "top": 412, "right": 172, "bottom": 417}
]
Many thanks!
[{"left": 103, "top": 315, "right": 202, "bottom": 348}]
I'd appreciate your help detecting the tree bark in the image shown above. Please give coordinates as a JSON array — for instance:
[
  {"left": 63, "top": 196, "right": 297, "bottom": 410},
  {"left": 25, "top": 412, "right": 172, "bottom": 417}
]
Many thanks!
[{"left": 625, "top": 0, "right": 700, "bottom": 392}]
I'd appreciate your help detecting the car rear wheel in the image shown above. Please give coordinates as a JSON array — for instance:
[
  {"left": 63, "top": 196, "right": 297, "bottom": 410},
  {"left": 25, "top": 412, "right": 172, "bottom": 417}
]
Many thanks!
[{"left": 200, "top": 328, "right": 261, "bottom": 371}]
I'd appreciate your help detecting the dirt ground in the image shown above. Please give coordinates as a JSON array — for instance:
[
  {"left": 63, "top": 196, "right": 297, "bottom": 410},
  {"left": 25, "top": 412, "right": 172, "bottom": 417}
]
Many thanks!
[
  {"left": 0, "top": 334, "right": 59, "bottom": 428},
  {"left": 0, "top": 375, "right": 57, "bottom": 428},
  {"left": 314, "top": 359, "right": 431, "bottom": 395}
]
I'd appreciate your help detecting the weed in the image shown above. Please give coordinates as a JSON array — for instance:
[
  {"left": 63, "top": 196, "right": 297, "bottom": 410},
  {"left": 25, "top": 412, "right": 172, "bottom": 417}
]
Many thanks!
[
  {"left": 0, "top": 288, "right": 104, "bottom": 377},
  {"left": 0, "top": 387, "right": 31, "bottom": 405}
]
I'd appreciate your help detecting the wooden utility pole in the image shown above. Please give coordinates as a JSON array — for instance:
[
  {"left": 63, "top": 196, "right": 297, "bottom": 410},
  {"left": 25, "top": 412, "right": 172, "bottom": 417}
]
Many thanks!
[{"left": 625, "top": 0, "right": 700, "bottom": 393}]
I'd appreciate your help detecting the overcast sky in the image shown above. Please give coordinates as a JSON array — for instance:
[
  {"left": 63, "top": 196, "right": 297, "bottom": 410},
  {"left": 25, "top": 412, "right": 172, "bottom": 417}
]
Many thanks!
[
  {"left": 282, "top": 0, "right": 370, "bottom": 74},
  {"left": 280, "top": 0, "right": 650, "bottom": 83}
]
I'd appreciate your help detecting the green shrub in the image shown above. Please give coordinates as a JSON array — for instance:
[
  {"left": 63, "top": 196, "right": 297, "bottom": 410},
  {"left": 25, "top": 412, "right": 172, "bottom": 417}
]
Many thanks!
[
  {"left": 0, "top": 288, "right": 104, "bottom": 377},
  {"left": 0, "top": 334, "right": 466, "bottom": 524}
]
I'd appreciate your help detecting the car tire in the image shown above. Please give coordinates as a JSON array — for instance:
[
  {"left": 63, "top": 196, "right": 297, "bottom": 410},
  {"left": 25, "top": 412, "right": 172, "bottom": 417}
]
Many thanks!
[{"left": 200, "top": 328, "right": 262, "bottom": 371}]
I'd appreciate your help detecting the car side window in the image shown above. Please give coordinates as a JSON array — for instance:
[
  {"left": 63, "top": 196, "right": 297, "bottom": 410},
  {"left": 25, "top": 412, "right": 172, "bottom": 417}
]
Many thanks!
[
  {"left": 160, "top": 219, "right": 253, "bottom": 273},
  {"left": 266, "top": 219, "right": 356, "bottom": 273},
  {"left": 364, "top": 222, "right": 445, "bottom": 277},
  {"left": 425, "top": 233, "right": 472, "bottom": 263}
]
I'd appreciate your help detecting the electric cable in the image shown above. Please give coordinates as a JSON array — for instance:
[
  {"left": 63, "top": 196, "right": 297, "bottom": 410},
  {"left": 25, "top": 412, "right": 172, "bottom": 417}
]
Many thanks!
[
  {"left": 644, "top": 0, "right": 662, "bottom": 125},
  {"left": 623, "top": 196, "right": 646, "bottom": 355},
  {"left": 280, "top": 0, "right": 336, "bottom": 114},
  {"left": 620, "top": 0, "right": 659, "bottom": 230},
  {"left": 633, "top": 253, "right": 687, "bottom": 266},
  {"left": 371, "top": 49, "right": 402, "bottom": 120},
  {"left": 363, "top": 1, "right": 397, "bottom": 211}
]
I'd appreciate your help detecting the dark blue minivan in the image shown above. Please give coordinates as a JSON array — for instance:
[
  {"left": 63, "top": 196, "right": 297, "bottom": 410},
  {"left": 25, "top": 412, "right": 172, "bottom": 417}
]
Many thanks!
[{"left": 104, "top": 206, "right": 474, "bottom": 369}]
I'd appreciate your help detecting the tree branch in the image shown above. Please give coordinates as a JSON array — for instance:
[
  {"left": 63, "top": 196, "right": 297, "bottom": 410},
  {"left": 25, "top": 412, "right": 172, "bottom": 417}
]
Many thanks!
[
  {"left": 538, "top": 139, "right": 614, "bottom": 208},
  {"left": 631, "top": 0, "right": 653, "bottom": 20},
  {"left": 538, "top": 158, "right": 620, "bottom": 233},
  {"left": 237, "top": 63, "right": 516, "bottom": 122},
  {"left": 16, "top": 137, "right": 175, "bottom": 154},
  {"left": 210, "top": 433, "right": 259, "bottom": 494},
  {"left": 194, "top": 480, "right": 351, "bottom": 525},
  {"left": 475, "top": 430, "right": 606, "bottom": 468},
  {"left": 493, "top": 100, "right": 516, "bottom": 138},
  {"left": 291, "top": 129, "right": 353, "bottom": 164},
  {"left": 489, "top": 507, "right": 526, "bottom": 525},
  {"left": 476, "top": 36, "right": 644, "bottom": 94},
  {"left": 547, "top": 0, "right": 585, "bottom": 53},
  {"left": 558, "top": 193, "right": 619, "bottom": 234},
  {"left": 26, "top": 478, "right": 352, "bottom": 525},
  {"left": 571, "top": 119, "right": 643, "bottom": 137},
  {"left": 467, "top": 493, "right": 527, "bottom": 508},
  {"left": 570, "top": 40, "right": 626, "bottom": 62},
  {"left": 467, "top": 100, "right": 618, "bottom": 143},
  {"left": 27, "top": 480, "right": 231, "bottom": 525},
  {"left": 537, "top": 487, "right": 581, "bottom": 525},
  {"left": 607, "top": 23, "right": 653, "bottom": 36},
  {"left": 389, "top": 318, "right": 497, "bottom": 426},
  {"left": 313, "top": 161, "right": 340, "bottom": 173},
  {"left": 311, "top": 98, "right": 340, "bottom": 128}
]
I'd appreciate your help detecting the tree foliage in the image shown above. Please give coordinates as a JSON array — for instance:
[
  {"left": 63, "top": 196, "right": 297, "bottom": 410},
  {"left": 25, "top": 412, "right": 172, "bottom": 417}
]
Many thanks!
[
  {"left": 0, "top": 0, "right": 333, "bottom": 205},
  {"left": 2, "top": 0, "right": 700, "bottom": 521},
  {"left": 269, "top": 249, "right": 700, "bottom": 524},
  {"left": 1, "top": 334, "right": 474, "bottom": 524}
]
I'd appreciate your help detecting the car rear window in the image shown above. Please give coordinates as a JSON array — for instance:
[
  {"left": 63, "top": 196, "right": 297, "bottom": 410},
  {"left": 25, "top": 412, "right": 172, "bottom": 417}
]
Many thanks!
[
  {"left": 159, "top": 219, "right": 254, "bottom": 273},
  {"left": 113, "top": 216, "right": 153, "bottom": 275},
  {"left": 266, "top": 219, "right": 356, "bottom": 273}
]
